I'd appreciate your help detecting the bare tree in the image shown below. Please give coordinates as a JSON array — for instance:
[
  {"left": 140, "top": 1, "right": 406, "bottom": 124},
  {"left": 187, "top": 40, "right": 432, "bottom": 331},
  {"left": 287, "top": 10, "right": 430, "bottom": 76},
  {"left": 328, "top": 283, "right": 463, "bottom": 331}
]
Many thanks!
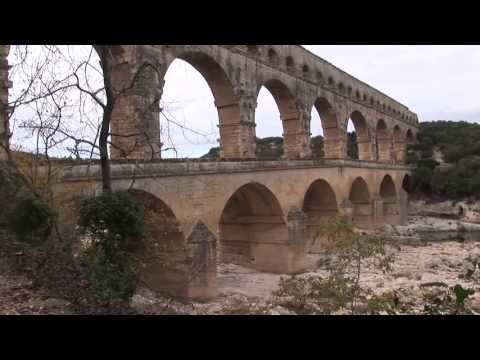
[{"left": 6, "top": 45, "right": 216, "bottom": 194}]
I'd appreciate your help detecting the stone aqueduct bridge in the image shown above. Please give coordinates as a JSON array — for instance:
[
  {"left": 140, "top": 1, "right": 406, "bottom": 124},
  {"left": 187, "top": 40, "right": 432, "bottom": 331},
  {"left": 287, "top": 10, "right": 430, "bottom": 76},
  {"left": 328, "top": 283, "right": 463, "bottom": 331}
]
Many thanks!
[
  {"left": 1, "top": 45, "right": 420, "bottom": 300},
  {"left": 104, "top": 45, "right": 420, "bottom": 162},
  {"left": 58, "top": 159, "right": 413, "bottom": 299}
]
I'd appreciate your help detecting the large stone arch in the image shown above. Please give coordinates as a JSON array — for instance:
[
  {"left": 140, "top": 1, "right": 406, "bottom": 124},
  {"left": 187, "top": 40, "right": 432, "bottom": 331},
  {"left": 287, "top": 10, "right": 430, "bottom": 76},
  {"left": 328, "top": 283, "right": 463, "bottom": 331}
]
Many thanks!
[
  {"left": 348, "top": 110, "right": 373, "bottom": 161},
  {"left": 256, "top": 78, "right": 309, "bottom": 159},
  {"left": 312, "top": 97, "right": 345, "bottom": 159},
  {"left": 376, "top": 119, "right": 392, "bottom": 162},
  {"left": 160, "top": 50, "right": 254, "bottom": 159},
  {"left": 218, "top": 181, "right": 299, "bottom": 273},
  {"left": 349, "top": 176, "right": 373, "bottom": 229},
  {"left": 378, "top": 174, "right": 400, "bottom": 225},
  {"left": 126, "top": 189, "right": 216, "bottom": 300},
  {"left": 302, "top": 179, "right": 339, "bottom": 253}
]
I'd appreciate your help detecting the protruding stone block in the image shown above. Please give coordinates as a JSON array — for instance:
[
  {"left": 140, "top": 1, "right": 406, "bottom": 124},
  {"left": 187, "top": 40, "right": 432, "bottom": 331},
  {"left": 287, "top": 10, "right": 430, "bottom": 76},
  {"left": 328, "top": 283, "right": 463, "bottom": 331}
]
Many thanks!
[
  {"left": 373, "top": 194, "right": 384, "bottom": 229},
  {"left": 338, "top": 199, "right": 353, "bottom": 225},
  {"left": 185, "top": 221, "right": 217, "bottom": 300}
]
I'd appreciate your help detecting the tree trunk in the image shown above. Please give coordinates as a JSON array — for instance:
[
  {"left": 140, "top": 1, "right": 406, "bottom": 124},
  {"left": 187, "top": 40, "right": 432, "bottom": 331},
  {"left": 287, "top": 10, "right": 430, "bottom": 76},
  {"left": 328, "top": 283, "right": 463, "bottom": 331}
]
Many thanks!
[{"left": 94, "top": 46, "right": 114, "bottom": 193}]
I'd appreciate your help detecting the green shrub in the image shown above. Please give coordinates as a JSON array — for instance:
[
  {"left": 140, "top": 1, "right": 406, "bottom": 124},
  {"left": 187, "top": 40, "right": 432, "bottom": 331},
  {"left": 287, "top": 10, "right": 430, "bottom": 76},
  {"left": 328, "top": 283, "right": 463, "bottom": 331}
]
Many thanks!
[
  {"left": 78, "top": 191, "right": 145, "bottom": 256},
  {"left": 77, "top": 191, "right": 145, "bottom": 300},
  {"left": 79, "top": 246, "right": 138, "bottom": 300},
  {"left": 271, "top": 217, "right": 395, "bottom": 315},
  {"left": 6, "top": 194, "right": 54, "bottom": 244},
  {"left": 411, "top": 166, "right": 434, "bottom": 193},
  {"left": 0, "top": 161, "right": 25, "bottom": 224},
  {"left": 422, "top": 284, "right": 474, "bottom": 315}
]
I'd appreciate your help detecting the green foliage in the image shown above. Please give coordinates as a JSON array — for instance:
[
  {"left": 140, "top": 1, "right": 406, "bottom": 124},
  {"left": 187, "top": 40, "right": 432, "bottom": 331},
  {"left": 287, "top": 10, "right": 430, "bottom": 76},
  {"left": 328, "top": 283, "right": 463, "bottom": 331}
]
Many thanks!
[
  {"left": 220, "top": 300, "right": 271, "bottom": 315},
  {"left": 202, "top": 135, "right": 326, "bottom": 160},
  {"left": 428, "top": 156, "right": 480, "bottom": 198},
  {"left": 255, "top": 137, "right": 284, "bottom": 160},
  {"left": 422, "top": 284, "right": 475, "bottom": 315},
  {"left": 410, "top": 121, "right": 480, "bottom": 199},
  {"left": 416, "top": 121, "right": 480, "bottom": 162},
  {"left": 78, "top": 191, "right": 145, "bottom": 256},
  {"left": 6, "top": 195, "right": 54, "bottom": 243},
  {"left": 201, "top": 146, "right": 220, "bottom": 160},
  {"left": 347, "top": 132, "right": 358, "bottom": 159},
  {"left": 310, "top": 135, "right": 324, "bottom": 159},
  {"left": 77, "top": 191, "right": 145, "bottom": 300},
  {"left": 79, "top": 246, "right": 138, "bottom": 300},
  {"left": 273, "top": 274, "right": 353, "bottom": 315},
  {"left": 411, "top": 166, "right": 434, "bottom": 193},
  {"left": 0, "top": 162, "right": 24, "bottom": 224},
  {"left": 0, "top": 161, "right": 55, "bottom": 243}
]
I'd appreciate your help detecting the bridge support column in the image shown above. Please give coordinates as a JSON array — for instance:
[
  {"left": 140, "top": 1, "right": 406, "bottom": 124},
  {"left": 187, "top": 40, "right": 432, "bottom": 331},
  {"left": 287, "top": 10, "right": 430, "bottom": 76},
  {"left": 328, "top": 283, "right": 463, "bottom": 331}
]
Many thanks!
[
  {"left": 373, "top": 195, "right": 384, "bottom": 229},
  {"left": 377, "top": 136, "right": 393, "bottom": 162},
  {"left": 339, "top": 199, "right": 353, "bottom": 225},
  {"left": 283, "top": 130, "right": 312, "bottom": 159},
  {"left": 0, "top": 45, "right": 11, "bottom": 160},
  {"left": 357, "top": 138, "right": 374, "bottom": 161},
  {"left": 218, "top": 94, "right": 256, "bottom": 159},
  {"left": 185, "top": 221, "right": 217, "bottom": 300},
  {"left": 282, "top": 107, "right": 312, "bottom": 159},
  {"left": 139, "top": 220, "right": 217, "bottom": 301},
  {"left": 109, "top": 46, "right": 162, "bottom": 160},
  {"left": 393, "top": 140, "right": 406, "bottom": 164},
  {"left": 324, "top": 125, "right": 347, "bottom": 159},
  {"left": 398, "top": 189, "right": 408, "bottom": 226},
  {"left": 285, "top": 206, "right": 309, "bottom": 273}
]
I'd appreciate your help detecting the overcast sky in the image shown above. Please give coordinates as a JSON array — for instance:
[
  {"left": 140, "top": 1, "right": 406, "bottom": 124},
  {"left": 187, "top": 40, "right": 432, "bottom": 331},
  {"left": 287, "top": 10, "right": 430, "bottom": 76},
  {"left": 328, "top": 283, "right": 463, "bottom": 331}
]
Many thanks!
[
  {"left": 160, "top": 45, "right": 480, "bottom": 158},
  {"left": 10, "top": 45, "right": 480, "bottom": 159}
]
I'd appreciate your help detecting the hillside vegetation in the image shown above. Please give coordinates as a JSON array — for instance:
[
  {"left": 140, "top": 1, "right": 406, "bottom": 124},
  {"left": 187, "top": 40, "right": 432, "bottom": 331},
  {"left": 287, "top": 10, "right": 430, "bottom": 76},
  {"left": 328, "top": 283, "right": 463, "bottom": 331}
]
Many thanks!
[{"left": 410, "top": 121, "right": 480, "bottom": 199}]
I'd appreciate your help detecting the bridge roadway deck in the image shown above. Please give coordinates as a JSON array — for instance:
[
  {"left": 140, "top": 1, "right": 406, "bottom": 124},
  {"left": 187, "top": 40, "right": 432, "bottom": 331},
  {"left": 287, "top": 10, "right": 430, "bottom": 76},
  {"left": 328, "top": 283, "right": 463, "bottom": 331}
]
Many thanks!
[{"left": 61, "top": 159, "right": 413, "bottom": 182}]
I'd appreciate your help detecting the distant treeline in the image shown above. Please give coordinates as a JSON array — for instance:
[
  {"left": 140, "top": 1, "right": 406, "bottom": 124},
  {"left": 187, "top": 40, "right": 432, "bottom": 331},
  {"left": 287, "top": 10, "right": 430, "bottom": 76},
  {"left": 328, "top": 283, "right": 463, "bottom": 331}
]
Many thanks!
[{"left": 202, "top": 132, "right": 359, "bottom": 160}]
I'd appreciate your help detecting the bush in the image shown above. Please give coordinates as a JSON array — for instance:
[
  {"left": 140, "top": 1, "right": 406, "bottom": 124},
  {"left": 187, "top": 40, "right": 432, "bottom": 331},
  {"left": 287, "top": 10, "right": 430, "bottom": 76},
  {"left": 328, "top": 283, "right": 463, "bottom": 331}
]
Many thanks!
[
  {"left": 80, "top": 246, "right": 138, "bottom": 300},
  {"left": 422, "top": 284, "right": 475, "bottom": 315},
  {"left": 0, "top": 161, "right": 55, "bottom": 243},
  {"left": 271, "top": 217, "right": 395, "bottom": 315},
  {"left": 78, "top": 191, "right": 145, "bottom": 256},
  {"left": 77, "top": 191, "right": 145, "bottom": 300},
  {"left": 6, "top": 195, "right": 54, "bottom": 243}
]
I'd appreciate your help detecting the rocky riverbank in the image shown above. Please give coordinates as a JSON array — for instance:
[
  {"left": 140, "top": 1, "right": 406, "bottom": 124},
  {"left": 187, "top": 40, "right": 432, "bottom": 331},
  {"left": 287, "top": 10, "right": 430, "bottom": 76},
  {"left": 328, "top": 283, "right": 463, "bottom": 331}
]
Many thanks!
[
  {"left": 2, "top": 199, "right": 480, "bottom": 315},
  {"left": 129, "top": 239, "right": 480, "bottom": 315}
]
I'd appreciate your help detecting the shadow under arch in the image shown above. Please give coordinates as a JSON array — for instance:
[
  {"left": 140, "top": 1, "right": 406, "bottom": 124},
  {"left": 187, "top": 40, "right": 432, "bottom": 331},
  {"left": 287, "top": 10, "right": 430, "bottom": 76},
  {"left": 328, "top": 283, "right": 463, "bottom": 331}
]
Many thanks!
[
  {"left": 127, "top": 189, "right": 191, "bottom": 297},
  {"left": 256, "top": 78, "right": 305, "bottom": 159},
  {"left": 348, "top": 110, "right": 373, "bottom": 161},
  {"left": 312, "top": 97, "right": 343, "bottom": 159},
  {"left": 349, "top": 177, "right": 373, "bottom": 229},
  {"left": 379, "top": 174, "right": 401, "bottom": 225},
  {"left": 218, "top": 182, "right": 292, "bottom": 273},
  {"left": 402, "top": 174, "right": 412, "bottom": 193},
  {"left": 302, "top": 179, "right": 339, "bottom": 253},
  {"left": 406, "top": 129, "right": 415, "bottom": 143}
]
